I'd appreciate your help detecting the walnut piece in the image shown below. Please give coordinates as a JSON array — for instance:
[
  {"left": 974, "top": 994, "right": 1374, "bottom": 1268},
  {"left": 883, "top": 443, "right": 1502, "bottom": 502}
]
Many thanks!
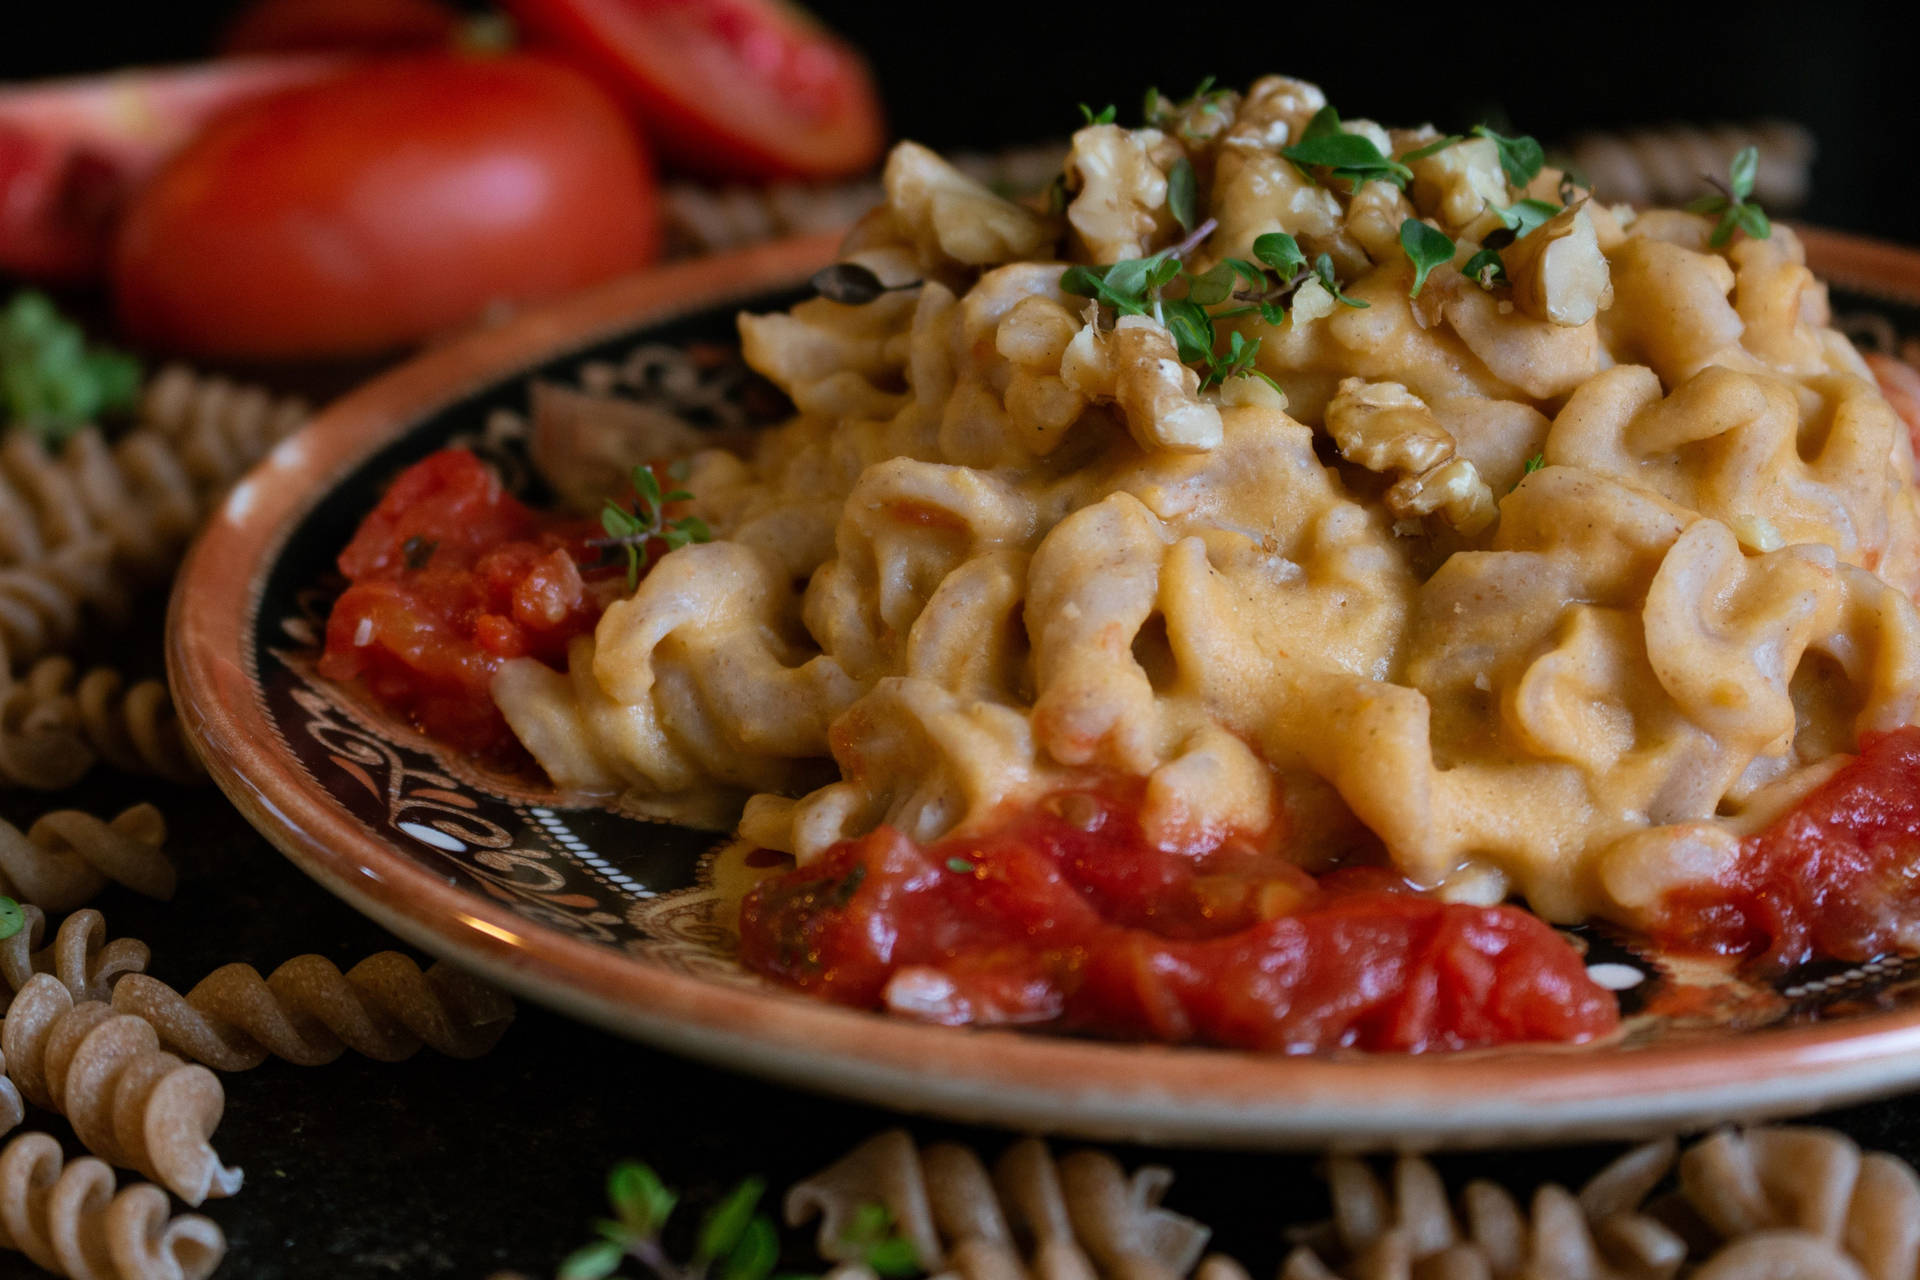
[{"left": 1326, "top": 377, "right": 1495, "bottom": 533}]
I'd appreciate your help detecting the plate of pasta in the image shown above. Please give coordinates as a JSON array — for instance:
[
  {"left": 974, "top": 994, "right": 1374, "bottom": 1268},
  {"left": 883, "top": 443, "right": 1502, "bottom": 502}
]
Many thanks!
[{"left": 171, "top": 75, "right": 1920, "bottom": 1147}]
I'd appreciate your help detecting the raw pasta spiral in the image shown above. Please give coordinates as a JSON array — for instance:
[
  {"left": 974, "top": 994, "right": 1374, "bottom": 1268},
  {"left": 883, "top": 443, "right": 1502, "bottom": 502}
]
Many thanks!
[
  {"left": 0, "top": 1131, "right": 224, "bottom": 1280},
  {"left": 109, "top": 951, "right": 515, "bottom": 1071},
  {"left": 0, "top": 805, "right": 172, "bottom": 915},
  {"left": 787, "top": 1129, "right": 1211, "bottom": 1280},
  {"left": 0, "top": 539, "right": 128, "bottom": 678},
  {"left": 135, "top": 363, "right": 309, "bottom": 502},
  {"left": 0, "top": 658, "right": 202, "bottom": 788},
  {"left": 1566, "top": 121, "right": 1814, "bottom": 211},
  {"left": 0, "top": 909, "right": 147, "bottom": 1013},
  {"left": 0, "top": 975, "right": 239, "bottom": 1206}
]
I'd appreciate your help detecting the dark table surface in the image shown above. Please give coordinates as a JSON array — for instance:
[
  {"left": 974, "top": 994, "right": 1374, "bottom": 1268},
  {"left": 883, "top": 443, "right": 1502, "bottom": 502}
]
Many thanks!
[{"left": 0, "top": 765, "right": 1911, "bottom": 1280}]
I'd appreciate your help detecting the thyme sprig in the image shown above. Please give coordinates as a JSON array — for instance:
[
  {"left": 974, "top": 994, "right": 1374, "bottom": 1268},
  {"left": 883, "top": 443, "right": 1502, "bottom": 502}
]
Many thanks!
[
  {"left": 591, "top": 463, "right": 712, "bottom": 591},
  {"left": 1282, "top": 106, "right": 1412, "bottom": 192},
  {"left": 1685, "top": 146, "right": 1771, "bottom": 248}
]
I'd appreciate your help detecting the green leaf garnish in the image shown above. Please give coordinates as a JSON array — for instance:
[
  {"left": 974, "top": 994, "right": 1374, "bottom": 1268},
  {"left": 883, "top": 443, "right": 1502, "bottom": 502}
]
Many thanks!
[
  {"left": 1398, "top": 134, "right": 1463, "bottom": 163},
  {"left": 1314, "top": 254, "right": 1369, "bottom": 309},
  {"left": 559, "top": 1239, "right": 626, "bottom": 1280},
  {"left": 1472, "top": 125, "right": 1545, "bottom": 187},
  {"left": 839, "top": 1204, "right": 920, "bottom": 1278},
  {"left": 0, "top": 899, "right": 22, "bottom": 943},
  {"left": 608, "top": 1161, "right": 677, "bottom": 1237},
  {"left": 1281, "top": 106, "right": 1412, "bottom": 190},
  {"left": 720, "top": 1216, "right": 780, "bottom": 1280},
  {"left": 1494, "top": 198, "right": 1561, "bottom": 240},
  {"left": 1684, "top": 146, "right": 1771, "bottom": 248},
  {"left": 1167, "top": 157, "right": 1198, "bottom": 233},
  {"left": 1524, "top": 452, "right": 1546, "bottom": 475},
  {"left": 1462, "top": 248, "right": 1508, "bottom": 289},
  {"left": 1398, "top": 220, "right": 1455, "bottom": 298},
  {"left": 592, "top": 463, "right": 712, "bottom": 589},
  {"left": 1079, "top": 103, "right": 1116, "bottom": 125},
  {"left": 695, "top": 1178, "right": 768, "bottom": 1267},
  {"left": 0, "top": 292, "right": 142, "bottom": 445},
  {"left": 1252, "top": 232, "right": 1307, "bottom": 280}
]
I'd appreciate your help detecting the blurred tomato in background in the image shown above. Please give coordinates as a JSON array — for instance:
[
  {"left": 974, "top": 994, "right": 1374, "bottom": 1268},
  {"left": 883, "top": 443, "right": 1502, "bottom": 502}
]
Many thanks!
[
  {"left": 0, "top": 0, "right": 888, "bottom": 361},
  {"left": 114, "top": 53, "right": 660, "bottom": 359}
]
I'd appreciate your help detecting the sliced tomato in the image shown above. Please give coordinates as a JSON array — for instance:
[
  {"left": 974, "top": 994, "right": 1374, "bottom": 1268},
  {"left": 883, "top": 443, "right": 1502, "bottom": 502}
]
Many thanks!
[
  {"left": 503, "top": 0, "right": 885, "bottom": 180},
  {"left": 221, "top": 0, "right": 463, "bottom": 53},
  {"left": 113, "top": 53, "right": 661, "bottom": 359},
  {"left": 0, "top": 56, "right": 349, "bottom": 280}
]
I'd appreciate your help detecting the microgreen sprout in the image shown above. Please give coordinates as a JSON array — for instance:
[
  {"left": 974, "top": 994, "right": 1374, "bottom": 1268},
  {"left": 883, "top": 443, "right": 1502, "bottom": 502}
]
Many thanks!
[
  {"left": 0, "top": 292, "right": 142, "bottom": 444},
  {"left": 1282, "top": 106, "right": 1412, "bottom": 191},
  {"left": 0, "top": 898, "right": 21, "bottom": 943},
  {"left": 1685, "top": 146, "right": 1770, "bottom": 248},
  {"left": 1493, "top": 198, "right": 1561, "bottom": 241},
  {"left": 1078, "top": 103, "right": 1117, "bottom": 125},
  {"left": 1397, "top": 134, "right": 1463, "bottom": 163},
  {"left": 592, "top": 463, "right": 711, "bottom": 590},
  {"left": 1142, "top": 76, "right": 1231, "bottom": 130},
  {"left": 1472, "top": 125, "right": 1546, "bottom": 187},
  {"left": 1462, "top": 248, "right": 1508, "bottom": 289},
  {"left": 1398, "top": 220, "right": 1456, "bottom": 297},
  {"left": 1167, "top": 157, "right": 1199, "bottom": 233}
]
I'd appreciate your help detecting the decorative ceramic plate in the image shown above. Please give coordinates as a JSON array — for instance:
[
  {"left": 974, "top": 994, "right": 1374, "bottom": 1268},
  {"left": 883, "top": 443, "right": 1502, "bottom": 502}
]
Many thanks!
[{"left": 171, "top": 228, "right": 1920, "bottom": 1150}]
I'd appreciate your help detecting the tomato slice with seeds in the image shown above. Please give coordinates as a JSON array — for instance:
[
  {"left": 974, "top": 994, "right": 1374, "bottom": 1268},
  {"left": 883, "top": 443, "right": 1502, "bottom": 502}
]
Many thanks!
[{"left": 502, "top": 0, "right": 886, "bottom": 180}]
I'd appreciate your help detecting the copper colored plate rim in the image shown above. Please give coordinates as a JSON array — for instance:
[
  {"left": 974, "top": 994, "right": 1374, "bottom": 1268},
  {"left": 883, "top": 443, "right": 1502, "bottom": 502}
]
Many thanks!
[{"left": 169, "top": 227, "right": 1920, "bottom": 1149}]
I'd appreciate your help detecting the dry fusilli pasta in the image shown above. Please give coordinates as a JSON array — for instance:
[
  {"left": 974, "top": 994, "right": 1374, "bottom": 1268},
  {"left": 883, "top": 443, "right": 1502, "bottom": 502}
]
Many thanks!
[
  {"left": 1565, "top": 121, "right": 1814, "bottom": 210},
  {"left": 0, "top": 659, "right": 202, "bottom": 788},
  {"left": 0, "top": 909, "right": 147, "bottom": 1013},
  {"left": 0, "top": 539, "right": 128, "bottom": 679},
  {"left": 0, "top": 1131, "right": 223, "bottom": 1280},
  {"left": 787, "top": 1129, "right": 1211, "bottom": 1280},
  {"left": 0, "top": 805, "right": 172, "bottom": 914},
  {"left": 135, "top": 363, "right": 308, "bottom": 502},
  {"left": 0, "top": 975, "right": 238, "bottom": 1206},
  {"left": 109, "top": 951, "right": 514, "bottom": 1071}
]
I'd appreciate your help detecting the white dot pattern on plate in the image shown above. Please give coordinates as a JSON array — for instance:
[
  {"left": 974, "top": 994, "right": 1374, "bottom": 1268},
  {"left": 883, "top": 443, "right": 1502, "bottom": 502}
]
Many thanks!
[{"left": 528, "top": 807, "right": 655, "bottom": 898}]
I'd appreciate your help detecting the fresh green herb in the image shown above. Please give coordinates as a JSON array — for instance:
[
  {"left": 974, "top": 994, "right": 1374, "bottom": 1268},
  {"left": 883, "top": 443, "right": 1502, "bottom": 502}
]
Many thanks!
[
  {"left": 837, "top": 1203, "right": 921, "bottom": 1278},
  {"left": 561, "top": 1164, "right": 794, "bottom": 1280},
  {"left": 1167, "top": 157, "right": 1198, "bottom": 233},
  {"left": 1462, "top": 248, "right": 1508, "bottom": 289},
  {"left": 1556, "top": 166, "right": 1591, "bottom": 205},
  {"left": 1472, "top": 125, "right": 1546, "bottom": 187},
  {"left": 1684, "top": 145, "right": 1771, "bottom": 248},
  {"left": 1183, "top": 259, "right": 1261, "bottom": 306},
  {"left": 1142, "top": 76, "right": 1230, "bottom": 129},
  {"left": 810, "top": 264, "right": 922, "bottom": 306},
  {"left": 1252, "top": 231, "right": 1307, "bottom": 279},
  {"left": 828, "top": 863, "right": 867, "bottom": 908},
  {"left": 1398, "top": 220, "right": 1455, "bottom": 297},
  {"left": 0, "top": 899, "right": 20, "bottom": 943},
  {"left": 1494, "top": 198, "right": 1560, "bottom": 240},
  {"left": 0, "top": 292, "right": 142, "bottom": 444},
  {"left": 945, "top": 856, "right": 976, "bottom": 874},
  {"left": 1314, "top": 254, "right": 1369, "bottom": 309},
  {"left": 593, "top": 464, "right": 712, "bottom": 590},
  {"left": 1523, "top": 452, "right": 1546, "bottom": 475},
  {"left": 1079, "top": 103, "right": 1117, "bottom": 125},
  {"left": 1043, "top": 173, "right": 1069, "bottom": 216},
  {"left": 1281, "top": 106, "right": 1412, "bottom": 191},
  {"left": 1398, "top": 134, "right": 1463, "bottom": 163},
  {"left": 1199, "top": 330, "right": 1280, "bottom": 395}
]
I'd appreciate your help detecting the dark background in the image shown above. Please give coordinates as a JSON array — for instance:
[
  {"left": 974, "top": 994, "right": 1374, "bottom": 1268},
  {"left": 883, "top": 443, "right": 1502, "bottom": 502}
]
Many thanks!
[{"left": 4, "top": 0, "right": 1916, "bottom": 241}]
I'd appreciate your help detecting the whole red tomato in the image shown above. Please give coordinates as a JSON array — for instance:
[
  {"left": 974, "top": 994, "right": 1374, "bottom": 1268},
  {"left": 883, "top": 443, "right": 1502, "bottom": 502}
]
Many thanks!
[
  {"left": 113, "top": 53, "right": 660, "bottom": 360},
  {"left": 504, "top": 0, "right": 885, "bottom": 180}
]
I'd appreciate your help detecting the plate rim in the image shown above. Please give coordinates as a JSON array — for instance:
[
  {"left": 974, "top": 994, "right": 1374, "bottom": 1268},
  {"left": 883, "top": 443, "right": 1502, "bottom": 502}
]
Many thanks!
[{"left": 169, "top": 225, "right": 1920, "bottom": 1149}]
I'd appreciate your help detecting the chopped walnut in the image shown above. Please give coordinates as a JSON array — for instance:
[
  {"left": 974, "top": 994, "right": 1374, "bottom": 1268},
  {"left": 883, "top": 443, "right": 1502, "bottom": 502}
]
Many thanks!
[
  {"left": 884, "top": 141, "right": 1055, "bottom": 270},
  {"left": 1409, "top": 137, "right": 1508, "bottom": 233},
  {"left": 1060, "top": 314, "right": 1222, "bottom": 453},
  {"left": 1223, "top": 76, "right": 1327, "bottom": 150},
  {"left": 1326, "top": 377, "right": 1495, "bottom": 533},
  {"left": 1505, "top": 203, "right": 1614, "bottom": 327},
  {"left": 1064, "top": 124, "right": 1186, "bottom": 263}
]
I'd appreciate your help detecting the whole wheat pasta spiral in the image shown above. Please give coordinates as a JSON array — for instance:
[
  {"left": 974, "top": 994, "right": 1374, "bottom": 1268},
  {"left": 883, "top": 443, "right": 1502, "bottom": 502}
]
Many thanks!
[
  {"left": 0, "top": 804, "right": 172, "bottom": 914},
  {"left": 0, "top": 909, "right": 147, "bottom": 1012},
  {"left": 136, "top": 363, "right": 308, "bottom": 501},
  {"left": 0, "top": 975, "right": 238, "bottom": 1206},
  {"left": 787, "top": 1129, "right": 1211, "bottom": 1280},
  {"left": 109, "top": 951, "right": 514, "bottom": 1071},
  {"left": 1564, "top": 120, "right": 1814, "bottom": 210},
  {"left": 0, "top": 539, "right": 128, "bottom": 678},
  {"left": 0, "top": 1131, "right": 224, "bottom": 1280},
  {"left": 0, "top": 658, "right": 202, "bottom": 787}
]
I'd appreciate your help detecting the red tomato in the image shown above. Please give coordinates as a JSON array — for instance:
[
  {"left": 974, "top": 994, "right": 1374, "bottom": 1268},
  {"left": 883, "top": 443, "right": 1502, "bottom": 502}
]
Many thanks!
[
  {"left": 221, "top": 0, "right": 463, "bottom": 53},
  {"left": 112, "top": 54, "right": 660, "bottom": 359},
  {"left": 503, "top": 0, "right": 885, "bottom": 180},
  {"left": 0, "top": 56, "right": 348, "bottom": 280}
]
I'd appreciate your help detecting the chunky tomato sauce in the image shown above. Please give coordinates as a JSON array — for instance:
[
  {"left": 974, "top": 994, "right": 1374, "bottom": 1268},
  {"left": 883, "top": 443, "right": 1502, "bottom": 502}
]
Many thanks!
[
  {"left": 739, "top": 781, "right": 1619, "bottom": 1053},
  {"left": 319, "top": 449, "right": 617, "bottom": 761},
  {"left": 1651, "top": 726, "right": 1920, "bottom": 973}
]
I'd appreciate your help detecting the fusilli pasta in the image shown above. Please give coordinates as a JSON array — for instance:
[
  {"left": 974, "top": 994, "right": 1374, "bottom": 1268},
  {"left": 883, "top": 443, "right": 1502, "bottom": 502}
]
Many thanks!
[
  {"left": 0, "top": 909, "right": 147, "bottom": 1012},
  {"left": 0, "top": 659, "right": 203, "bottom": 788},
  {"left": 0, "top": 1131, "right": 224, "bottom": 1280},
  {"left": 109, "top": 951, "right": 514, "bottom": 1071},
  {"left": 134, "top": 364, "right": 308, "bottom": 504},
  {"left": 0, "top": 975, "right": 238, "bottom": 1206},
  {"left": 0, "top": 805, "right": 172, "bottom": 915},
  {"left": 1566, "top": 121, "right": 1814, "bottom": 212}
]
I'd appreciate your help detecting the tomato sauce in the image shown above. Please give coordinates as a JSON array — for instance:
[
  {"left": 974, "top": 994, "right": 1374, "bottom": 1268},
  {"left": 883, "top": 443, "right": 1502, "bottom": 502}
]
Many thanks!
[
  {"left": 1651, "top": 726, "right": 1920, "bottom": 973},
  {"left": 738, "top": 780, "right": 1619, "bottom": 1053},
  {"left": 319, "top": 449, "right": 617, "bottom": 761}
]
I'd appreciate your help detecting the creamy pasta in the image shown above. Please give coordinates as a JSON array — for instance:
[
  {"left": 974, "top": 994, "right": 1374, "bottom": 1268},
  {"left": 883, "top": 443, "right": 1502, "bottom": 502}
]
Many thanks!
[{"left": 489, "top": 75, "right": 1920, "bottom": 958}]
